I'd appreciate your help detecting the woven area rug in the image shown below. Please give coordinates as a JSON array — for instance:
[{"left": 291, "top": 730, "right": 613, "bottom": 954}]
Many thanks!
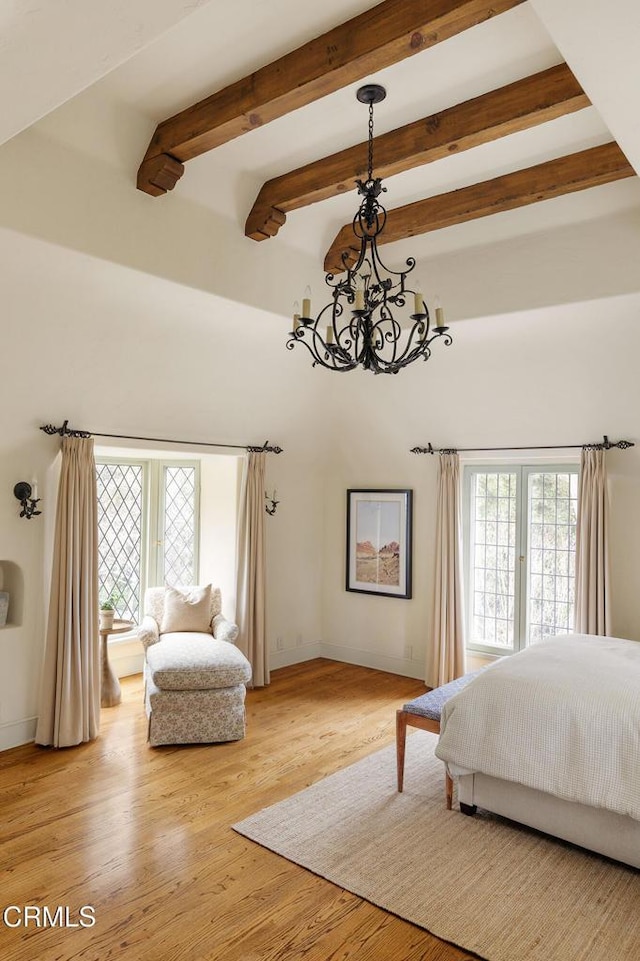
[{"left": 233, "top": 733, "right": 640, "bottom": 961}]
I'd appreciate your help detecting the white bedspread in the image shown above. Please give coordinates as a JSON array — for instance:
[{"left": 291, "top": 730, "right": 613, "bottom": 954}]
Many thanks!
[{"left": 435, "top": 633, "right": 640, "bottom": 821}]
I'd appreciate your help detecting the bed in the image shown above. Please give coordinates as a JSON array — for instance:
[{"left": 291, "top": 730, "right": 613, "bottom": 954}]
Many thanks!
[{"left": 435, "top": 633, "right": 640, "bottom": 869}]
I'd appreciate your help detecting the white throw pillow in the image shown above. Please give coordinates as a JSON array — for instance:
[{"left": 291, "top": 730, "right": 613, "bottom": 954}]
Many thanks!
[{"left": 160, "top": 584, "right": 212, "bottom": 634}]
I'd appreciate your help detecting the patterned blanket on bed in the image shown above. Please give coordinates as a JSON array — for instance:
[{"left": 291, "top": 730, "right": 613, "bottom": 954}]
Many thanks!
[{"left": 435, "top": 633, "right": 640, "bottom": 821}]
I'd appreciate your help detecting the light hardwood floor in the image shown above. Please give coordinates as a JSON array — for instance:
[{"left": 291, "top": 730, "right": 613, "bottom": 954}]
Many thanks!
[{"left": 1, "top": 659, "right": 476, "bottom": 961}]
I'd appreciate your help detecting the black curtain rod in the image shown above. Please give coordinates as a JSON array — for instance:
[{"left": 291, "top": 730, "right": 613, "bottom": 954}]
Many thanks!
[
  {"left": 40, "top": 421, "right": 283, "bottom": 454},
  {"left": 411, "top": 435, "right": 634, "bottom": 455}
]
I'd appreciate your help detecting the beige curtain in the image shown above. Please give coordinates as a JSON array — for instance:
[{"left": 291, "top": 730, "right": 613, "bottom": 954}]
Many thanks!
[
  {"left": 574, "top": 447, "right": 611, "bottom": 635},
  {"left": 36, "top": 436, "right": 100, "bottom": 747},
  {"left": 235, "top": 452, "right": 268, "bottom": 687},
  {"left": 428, "top": 452, "right": 465, "bottom": 687}
]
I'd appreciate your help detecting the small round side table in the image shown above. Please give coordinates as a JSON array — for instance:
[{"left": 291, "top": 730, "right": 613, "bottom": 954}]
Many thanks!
[{"left": 99, "top": 619, "right": 133, "bottom": 708}]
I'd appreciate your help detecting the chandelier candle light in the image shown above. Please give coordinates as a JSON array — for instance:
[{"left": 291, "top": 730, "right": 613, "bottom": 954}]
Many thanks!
[{"left": 287, "top": 84, "right": 452, "bottom": 375}]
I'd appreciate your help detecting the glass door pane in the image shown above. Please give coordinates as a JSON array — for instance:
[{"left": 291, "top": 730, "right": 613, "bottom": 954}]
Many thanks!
[
  {"left": 468, "top": 471, "right": 518, "bottom": 651},
  {"left": 526, "top": 470, "right": 578, "bottom": 644}
]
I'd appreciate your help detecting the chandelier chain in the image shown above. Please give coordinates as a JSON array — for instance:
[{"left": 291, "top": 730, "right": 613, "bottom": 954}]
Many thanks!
[{"left": 367, "top": 100, "right": 374, "bottom": 183}]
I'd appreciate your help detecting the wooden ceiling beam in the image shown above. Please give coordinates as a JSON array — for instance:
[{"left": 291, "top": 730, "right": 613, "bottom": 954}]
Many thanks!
[
  {"left": 324, "top": 142, "right": 636, "bottom": 273},
  {"left": 137, "top": 0, "right": 526, "bottom": 197},
  {"left": 246, "top": 63, "right": 588, "bottom": 240}
]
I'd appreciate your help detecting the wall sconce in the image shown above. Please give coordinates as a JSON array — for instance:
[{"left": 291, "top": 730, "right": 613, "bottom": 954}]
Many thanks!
[
  {"left": 14, "top": 480, "right": 41, "bottom": 519},
  {"left": 265, "top": 489, "right": 279, "bottom": 516}
]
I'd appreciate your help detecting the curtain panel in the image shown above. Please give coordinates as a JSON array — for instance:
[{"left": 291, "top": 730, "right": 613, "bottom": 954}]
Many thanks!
[
  {"left": 36, "top": 436, "right": 100, "bottom": 747},
  {"left": 235, "top": 451, "right": 269, "bottom": 687},
  {"left": 428, "top": 452, "right": 466, "bottom": 687},
  {"left": 574, "top": 447, "right": 611, "bottom": 636}
]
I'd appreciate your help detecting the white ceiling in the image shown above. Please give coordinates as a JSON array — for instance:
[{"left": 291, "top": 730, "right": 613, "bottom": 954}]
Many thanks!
[
  {"left": 95, "top": 0, "right": 638, "bottom": 262},
  {"left": 0, "top": 0, "right": 216, "bottom": 148},
  {"left": 2, "top": 0, "right": 640, "bottom": 306}
]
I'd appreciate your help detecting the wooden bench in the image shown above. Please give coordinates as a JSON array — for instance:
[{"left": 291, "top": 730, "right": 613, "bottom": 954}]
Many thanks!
[{"left": 396, "top": 671, "right": 481, "bottom": 808}]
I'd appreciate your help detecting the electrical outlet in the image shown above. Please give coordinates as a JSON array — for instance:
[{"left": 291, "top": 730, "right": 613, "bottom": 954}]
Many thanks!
[
  {"left": 403, "top": 644, "right": 412, "bottom": 660},
  {"left": 276, "top": 635, "right": 284, "bottom": 651}
]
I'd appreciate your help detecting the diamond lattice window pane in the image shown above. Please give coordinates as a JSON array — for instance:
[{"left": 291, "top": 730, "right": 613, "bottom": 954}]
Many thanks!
[
  {"left": 163, "top": 466, "right": 196, "bottom": 586},
  {"left": 97, "top": 463, "right": 143, "bottom": 622}
]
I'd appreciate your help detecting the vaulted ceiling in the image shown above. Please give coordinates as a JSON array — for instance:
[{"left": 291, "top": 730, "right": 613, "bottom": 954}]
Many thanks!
[
  {"left": 134, "top": 0, "right": 637, "bottom": 276},
  {"left": 2, "top": 0, "right": 640, "bottom": 319},
  {"left": 125, "top": 0, "right": 640, "bottom": 273}
]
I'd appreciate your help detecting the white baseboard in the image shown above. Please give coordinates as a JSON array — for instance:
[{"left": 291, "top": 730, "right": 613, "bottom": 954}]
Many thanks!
[
  {"left": 270, "top": 641, "right": 323, "bottom": 671},
  {"left": 319, "top": 642, "right": 426, "bottom": 680},
  {"left": 113, "top": 641, "right": 422, "bottom": 680},
  {"left": 269, "top": 640, "right": 425, "bottom": 680},
  {"left": 0, "top": 715, "right": 37, "bottom": 752}
]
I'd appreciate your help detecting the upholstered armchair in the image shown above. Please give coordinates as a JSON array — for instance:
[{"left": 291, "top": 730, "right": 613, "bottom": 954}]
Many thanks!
[{"left": 139, "top": 584, "right": 252, "bottom": 747}]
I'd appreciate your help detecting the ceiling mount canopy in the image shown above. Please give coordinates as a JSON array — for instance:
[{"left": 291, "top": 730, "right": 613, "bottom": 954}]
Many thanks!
[
  {"left": 356, "top": 83, "right": 387, "bottom": 106},
  {"left": 287, "top": 84, "right": 451, "bottom": 376}
]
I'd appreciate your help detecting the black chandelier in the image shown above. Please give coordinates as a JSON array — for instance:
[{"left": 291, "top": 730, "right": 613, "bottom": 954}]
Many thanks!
[{"left": 287, "top": 84, "right": 452, "bottom": 375}]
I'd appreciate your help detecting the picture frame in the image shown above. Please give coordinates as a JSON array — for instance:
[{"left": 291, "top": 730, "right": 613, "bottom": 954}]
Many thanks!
[{"left": 346, "top": 489, "right": 413, "bottom": 599}]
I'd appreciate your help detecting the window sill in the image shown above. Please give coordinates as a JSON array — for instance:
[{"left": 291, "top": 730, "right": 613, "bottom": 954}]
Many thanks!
[
  {"left": 466, "top": 650, "right": 504, "bottom": 670},
  {"left": 466, "top": 649, "right": 505, "bottom": 658}
]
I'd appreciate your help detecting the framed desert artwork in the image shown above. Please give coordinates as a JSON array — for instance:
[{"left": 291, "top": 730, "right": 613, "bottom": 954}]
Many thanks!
[{"left": 346, "top": 489, "right": 413, "bottom": 599}]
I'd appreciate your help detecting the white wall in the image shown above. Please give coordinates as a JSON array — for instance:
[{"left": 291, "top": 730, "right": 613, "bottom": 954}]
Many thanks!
[
  {"left": 199, "top": 454, "right": 242, "bottom": 619},
  {"left": 3, "top": 227, "right": 640, "bottom": 750},
  {"left": 4, "top": 227, "right": 640, "bottom": 748},
  {"left": 321, "top": 292, "right": 640, "bottom": 684},
  {"left": 2, "top": 232, "right": 640, "bottom": 746},
  {"left": 264, "top": 447, "right": 326, "bottom": 669},
  {"left": 0, "top": 115, "right": 326, "bottom": 325},
  {"left": 2, "top": 53, "right": 640, "bottom": 748},
  {"left": 0, "top": 229, "right": 328, "bottom": 750}
]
